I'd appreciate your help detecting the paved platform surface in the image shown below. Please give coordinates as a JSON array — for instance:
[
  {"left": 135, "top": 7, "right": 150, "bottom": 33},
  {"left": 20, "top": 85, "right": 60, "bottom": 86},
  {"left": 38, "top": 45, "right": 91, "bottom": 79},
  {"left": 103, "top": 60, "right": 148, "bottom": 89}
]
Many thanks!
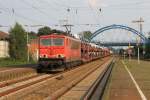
[
  {"left": 124, "top": 59, "right": 150, "bottom": 99},
  {"left": 103, "top": 59, "right": 142, "bottom": 100}
]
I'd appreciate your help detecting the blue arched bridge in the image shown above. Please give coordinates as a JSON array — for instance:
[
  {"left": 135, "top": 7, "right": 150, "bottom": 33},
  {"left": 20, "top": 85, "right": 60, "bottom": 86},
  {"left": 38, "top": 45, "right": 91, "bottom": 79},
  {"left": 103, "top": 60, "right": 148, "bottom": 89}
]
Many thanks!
[{"left": 90, "top": 24, "right": 149, "bottom": 46}]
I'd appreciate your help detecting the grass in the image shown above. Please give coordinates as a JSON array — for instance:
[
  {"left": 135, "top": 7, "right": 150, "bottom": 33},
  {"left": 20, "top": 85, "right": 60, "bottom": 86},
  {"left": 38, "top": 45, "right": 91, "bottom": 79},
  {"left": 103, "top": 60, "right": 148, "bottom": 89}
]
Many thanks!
[{"left": 0, "top": 58, "right": 36, "bottom": 67}]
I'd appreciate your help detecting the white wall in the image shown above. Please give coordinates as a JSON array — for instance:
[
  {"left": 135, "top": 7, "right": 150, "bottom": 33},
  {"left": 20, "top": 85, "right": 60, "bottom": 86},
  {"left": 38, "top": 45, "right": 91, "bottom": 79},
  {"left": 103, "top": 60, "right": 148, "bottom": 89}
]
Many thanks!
[{"left": 0, "top": 41, "right": 9, "bottom": 58}]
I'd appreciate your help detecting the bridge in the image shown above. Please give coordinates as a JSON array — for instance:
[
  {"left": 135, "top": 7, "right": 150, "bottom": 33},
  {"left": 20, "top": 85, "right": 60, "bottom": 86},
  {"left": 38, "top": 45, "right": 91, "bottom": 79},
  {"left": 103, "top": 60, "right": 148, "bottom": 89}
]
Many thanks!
[
  {"left": 93, "top": 42, "right": 143, "bottom": 47},
  {"left": 90, "top": 24, "right": 149, "bottom": 47}
]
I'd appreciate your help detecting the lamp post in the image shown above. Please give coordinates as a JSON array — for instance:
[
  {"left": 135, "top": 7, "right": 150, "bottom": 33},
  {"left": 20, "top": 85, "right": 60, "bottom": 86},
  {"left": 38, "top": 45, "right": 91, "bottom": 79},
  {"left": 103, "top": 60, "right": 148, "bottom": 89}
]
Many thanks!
[
  {"left": 24, "top": 25, "right": 30, "bottom": 62},
  {"left": 136, "top": 36, "right": 140, "bottom": 64},
  {"left": 128, "top": 32, "right": 131, "bottom": 61},
  {"left": 132, "top": 17, "right": 144, "bottom": 64},
  {"left": 128, "top": 42, "right": 131, "bottom": 61}
]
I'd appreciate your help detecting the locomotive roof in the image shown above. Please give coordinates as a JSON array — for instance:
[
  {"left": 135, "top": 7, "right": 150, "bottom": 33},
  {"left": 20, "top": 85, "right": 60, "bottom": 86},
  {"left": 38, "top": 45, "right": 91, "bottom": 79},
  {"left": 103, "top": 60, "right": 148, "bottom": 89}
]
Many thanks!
[{"left": 40, "top": 33, "right": 81, "bottom": 41}]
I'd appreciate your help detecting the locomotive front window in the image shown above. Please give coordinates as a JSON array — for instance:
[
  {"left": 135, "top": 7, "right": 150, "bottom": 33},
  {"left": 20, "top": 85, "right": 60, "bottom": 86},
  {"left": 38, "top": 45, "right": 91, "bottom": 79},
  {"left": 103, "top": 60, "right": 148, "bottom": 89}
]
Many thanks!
[
  {"left": 53, "top": 38, "right": 64, "bottom": 46},
  {"left": 40, "top": 39, "right": 52, "bottom": 46}
]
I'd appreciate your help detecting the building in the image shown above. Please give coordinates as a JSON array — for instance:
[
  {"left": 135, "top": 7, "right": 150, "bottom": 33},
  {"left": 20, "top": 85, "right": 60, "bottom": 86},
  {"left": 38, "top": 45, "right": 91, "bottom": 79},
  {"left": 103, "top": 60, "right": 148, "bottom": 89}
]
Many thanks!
[
  {"left": 29, "top": 39, "right": 38, "bottom": 61},
  {"left": 0, "top": 31, "right": 9, "bottom": 58}
]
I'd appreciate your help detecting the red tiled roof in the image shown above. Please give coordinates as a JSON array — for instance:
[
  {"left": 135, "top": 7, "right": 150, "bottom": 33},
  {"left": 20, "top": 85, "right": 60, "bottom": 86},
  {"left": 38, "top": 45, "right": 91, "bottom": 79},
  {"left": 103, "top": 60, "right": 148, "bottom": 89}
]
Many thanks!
[{"left": 0, "top": 31, "right": 9, "bottom": 40}]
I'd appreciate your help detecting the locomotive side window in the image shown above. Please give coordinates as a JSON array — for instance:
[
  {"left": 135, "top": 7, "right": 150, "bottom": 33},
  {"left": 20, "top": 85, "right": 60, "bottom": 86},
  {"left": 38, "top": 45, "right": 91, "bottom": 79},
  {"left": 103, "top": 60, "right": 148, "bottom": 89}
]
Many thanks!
[
  {"left": 53, "top": 38, "right": 64, "bottom": 46},
  {"left": 40, "top": 38, "right": 52, "bottom": 46}
]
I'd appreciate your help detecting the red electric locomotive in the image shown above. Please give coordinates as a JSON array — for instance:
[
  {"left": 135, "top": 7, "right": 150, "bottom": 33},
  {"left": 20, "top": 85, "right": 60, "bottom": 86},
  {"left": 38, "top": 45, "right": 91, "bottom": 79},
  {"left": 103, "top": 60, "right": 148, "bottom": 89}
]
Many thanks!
[
  {"left": 37, "top": 33, "right": 111, "bottom": 72},
  {"left": 37, "top": 34, "right": 81, "bottom": 72}
]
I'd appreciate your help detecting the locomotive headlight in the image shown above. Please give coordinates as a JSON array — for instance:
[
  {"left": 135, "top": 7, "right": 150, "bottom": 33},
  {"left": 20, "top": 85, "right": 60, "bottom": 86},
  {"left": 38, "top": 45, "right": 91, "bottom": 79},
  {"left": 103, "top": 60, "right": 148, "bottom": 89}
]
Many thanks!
[
  {"left": 40, "top": 55, "right": 43, "bottom": 58},
  {"left": 57, "top": 54, "right": 64, "bottom": 58},
  {"left": 40, "top": 54, "right": 48, "bottom": 58},
  {"left": 44, "top": 55, "right": 48, "bottom": 58}
]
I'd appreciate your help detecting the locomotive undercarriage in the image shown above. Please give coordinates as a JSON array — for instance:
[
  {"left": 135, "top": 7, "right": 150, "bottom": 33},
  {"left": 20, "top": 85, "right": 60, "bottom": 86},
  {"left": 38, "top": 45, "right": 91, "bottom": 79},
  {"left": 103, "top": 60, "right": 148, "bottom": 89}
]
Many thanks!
[
  {"left": 37, "top": 58, "right": 82, "bottom": 73},
  {"left": 37, "top": 58, "right": 64, "bottom": 72}
]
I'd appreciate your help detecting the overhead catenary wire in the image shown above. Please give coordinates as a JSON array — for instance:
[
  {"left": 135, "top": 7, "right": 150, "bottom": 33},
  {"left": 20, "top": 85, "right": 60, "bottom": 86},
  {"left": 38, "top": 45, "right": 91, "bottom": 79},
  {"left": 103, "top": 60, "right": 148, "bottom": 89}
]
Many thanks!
[
  {"left": 87, "top": 0, "right": 101, "bottom": 25},
  {"left": 35, "top": 0, "right": 64, "bottom": 12},
  {"left": 50, "top": 0, "right": 70, "bottom": 8},
  {"left": 0, "top": 0, "right": 150, "bottom": 11},
  {"left": 11, "top": 8, "right": 50, "bottom": 25},
  {"left": 0, "top": 0, "right": 150, "bottom": 34},
  {"left": 0, "top": 2, "right": 47, "bottom": 27},
  {"left": 21, "top": 0, "right": 56, "bottom": 21},
  {"left": 3, "top": 7, "right": 101, "bottom": 28}
]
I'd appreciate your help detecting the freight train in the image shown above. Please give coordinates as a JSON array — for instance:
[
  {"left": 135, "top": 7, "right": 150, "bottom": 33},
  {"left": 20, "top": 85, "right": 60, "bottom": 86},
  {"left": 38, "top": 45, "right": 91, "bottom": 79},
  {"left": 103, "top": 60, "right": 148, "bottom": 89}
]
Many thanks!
[{"left": 37, "top": 34, "right": 111, "bottom": 72}]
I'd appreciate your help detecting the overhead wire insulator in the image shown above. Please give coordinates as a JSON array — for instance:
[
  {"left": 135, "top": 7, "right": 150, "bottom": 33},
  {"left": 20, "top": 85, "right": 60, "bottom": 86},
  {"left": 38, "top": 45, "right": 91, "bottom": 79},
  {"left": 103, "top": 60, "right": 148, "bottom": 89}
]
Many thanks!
[
  {"left": 99, "top": 8, "right": 102, "bottom": 12},
  {"left": 67, "top": 8, "right": 70, "bottom": 12}
]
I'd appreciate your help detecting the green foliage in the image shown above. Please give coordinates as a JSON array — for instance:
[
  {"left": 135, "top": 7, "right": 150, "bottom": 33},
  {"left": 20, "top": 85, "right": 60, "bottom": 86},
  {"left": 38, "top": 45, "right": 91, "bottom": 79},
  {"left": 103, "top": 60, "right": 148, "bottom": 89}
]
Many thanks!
[
  {"left": 0, "top": 58, "right": 35, "bottom": 67},
  {"left": 9, "top": 22, "right": 27, "bottom": 60},
  {"left": 51, "top": 29, "right": 66, "bottom": 34},
  {"left": 29, "top": 31, "right": 37, "bottom": 39},
  {"left": 28, "top": 31, "right": 37, "bottom": 43},
  {"left": 37, "top": 26, "right": 51, "bottom": 36},
  {"left": 133, "top": 45, "right": 143, "bottom": 56},
  {"left": 37, "top": 26, "right": 67, "bottom": 36},
  {"left": 79, "top": 31, "right": 92, "bottom": 41},
  {"left": 145, "top": 39, "right": 150, "bottom": 58}
]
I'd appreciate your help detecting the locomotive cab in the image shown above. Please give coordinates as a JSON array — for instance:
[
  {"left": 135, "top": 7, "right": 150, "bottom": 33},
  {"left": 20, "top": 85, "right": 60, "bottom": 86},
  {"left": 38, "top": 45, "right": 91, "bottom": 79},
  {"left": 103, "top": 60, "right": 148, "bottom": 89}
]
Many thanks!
[
  {"left": 38, "top": 35, "right": 66, "bottom": 71},
  {"left": 37, "top": 34, "right": 81, "bottom": 72}
]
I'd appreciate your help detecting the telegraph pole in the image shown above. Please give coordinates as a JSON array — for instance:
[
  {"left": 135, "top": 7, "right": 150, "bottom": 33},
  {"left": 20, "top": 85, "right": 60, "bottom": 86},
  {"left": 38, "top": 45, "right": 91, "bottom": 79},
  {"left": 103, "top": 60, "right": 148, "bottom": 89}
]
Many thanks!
[
  {"left": 132, "top": 17, "right": 144, "bottom": 33},
  {"left": 59, "top": 8, "right": 74, "bottom": 34},
  {"left": 24, "top": 25, "right": 30, "bottom": 62},
  {"left": 132, "top": 17, "right": 144, "bottom": 64}
]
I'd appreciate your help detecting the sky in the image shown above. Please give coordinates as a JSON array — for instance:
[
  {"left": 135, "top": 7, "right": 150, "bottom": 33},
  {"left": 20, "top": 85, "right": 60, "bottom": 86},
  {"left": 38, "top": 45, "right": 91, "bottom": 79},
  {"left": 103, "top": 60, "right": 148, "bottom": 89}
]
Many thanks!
[{"left": 0, "top": 0, "right": 150, "bottom": 42}]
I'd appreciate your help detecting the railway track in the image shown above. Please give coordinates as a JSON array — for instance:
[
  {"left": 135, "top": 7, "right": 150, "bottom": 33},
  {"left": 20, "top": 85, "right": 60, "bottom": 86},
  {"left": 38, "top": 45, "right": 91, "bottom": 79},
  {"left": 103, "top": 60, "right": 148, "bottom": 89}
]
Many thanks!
[
  {"left": 0, "top": 68, "right": 14, "bottom": 72},
  {"left": 0, "top": 74, "right": 39, "bottom": 88},
  {"left": 0, "top": 66, "right": 37, "bottom": 82},
  {"left": 0, "top": 74, "right": 53, "bottom": 97},
  {"left": 0, "top": 64, "right": 37, "bottom": 69},
  {"left": 58, "top": 58, "right": 115, "bottom": 100},
  {"left": 0, "top": 64, "right": 37, "bottom": 77},
  {"left": 0, "top": 57, "right": 111, "bottom": 100},
  {"left": 83, "top": 59, "right": 115, "bottom": 100}
]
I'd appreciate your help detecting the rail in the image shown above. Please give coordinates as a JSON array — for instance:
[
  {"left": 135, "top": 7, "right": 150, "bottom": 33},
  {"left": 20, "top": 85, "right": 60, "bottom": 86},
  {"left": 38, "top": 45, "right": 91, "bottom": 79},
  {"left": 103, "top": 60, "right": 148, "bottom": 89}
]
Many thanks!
[{"left": 82, "top": 59, "right": 115, "bottom": 100}]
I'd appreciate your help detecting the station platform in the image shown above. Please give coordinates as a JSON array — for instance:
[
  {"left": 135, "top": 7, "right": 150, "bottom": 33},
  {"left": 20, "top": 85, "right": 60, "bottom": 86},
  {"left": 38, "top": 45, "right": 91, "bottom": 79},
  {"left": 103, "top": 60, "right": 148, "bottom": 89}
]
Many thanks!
[{"left": 103, "top": 59, "right": 150, "bottom": 100}]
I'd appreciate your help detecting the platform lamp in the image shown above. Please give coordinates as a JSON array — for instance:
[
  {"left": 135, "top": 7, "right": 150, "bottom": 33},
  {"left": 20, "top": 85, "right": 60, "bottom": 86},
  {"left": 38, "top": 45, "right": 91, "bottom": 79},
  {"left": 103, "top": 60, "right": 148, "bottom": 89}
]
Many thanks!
[
  {"left": 136, "top": 36, "right": 141, "bottom": 64},
  {"left": 132, "top": 17, "right": 144, "bottom": 64},
  {"left": 128, "top": 42, "right": 131, "bottom": 61},
  {"left": 128, "top": 32, "right": 131, "bottom": 61}
]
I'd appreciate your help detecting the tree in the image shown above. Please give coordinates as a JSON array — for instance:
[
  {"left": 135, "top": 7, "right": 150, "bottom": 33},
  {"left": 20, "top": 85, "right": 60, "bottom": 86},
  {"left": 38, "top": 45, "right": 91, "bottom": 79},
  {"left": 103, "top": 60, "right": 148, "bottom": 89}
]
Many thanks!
[
  {"left": 9, "top": 23, "right": 27, "bottom": 60},
  {"left": 145, "top": 37, "right": 150, "bottom": 58},
  {"left": 51, "top": 29, "right": 65, "bottom": 34},
  {"left": 37, "top": 26, "right": 51, "bottom": 36},
  {"left": 148, "top": 31, "right": 150, "bottom": 39},
  {"left": 28, "top": 31, "right": 37, "bottom": 41},
  {"left": 79, "top": 31, "right": 92, "bottom": 41}
]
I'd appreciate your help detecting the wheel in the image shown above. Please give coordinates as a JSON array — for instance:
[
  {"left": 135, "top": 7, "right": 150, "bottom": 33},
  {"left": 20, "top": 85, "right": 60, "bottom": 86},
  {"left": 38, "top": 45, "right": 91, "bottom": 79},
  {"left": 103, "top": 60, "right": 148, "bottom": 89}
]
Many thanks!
[
  {"left": 36, "top": 65, "right": 43, "bottom": 73},
  {"left": 37, "top": 68, "right": 43, "bottom": 73}
]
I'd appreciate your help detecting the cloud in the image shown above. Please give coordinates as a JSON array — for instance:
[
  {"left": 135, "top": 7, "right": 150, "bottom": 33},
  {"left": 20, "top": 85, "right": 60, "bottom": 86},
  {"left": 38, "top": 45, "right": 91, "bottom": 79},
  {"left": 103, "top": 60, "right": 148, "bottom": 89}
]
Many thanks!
[
  {"left": 88, "top": 0, "right": 109, "bottom": 8},
  {"left": 88, "top": 0, "right": 97, "bottom": 8}
]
